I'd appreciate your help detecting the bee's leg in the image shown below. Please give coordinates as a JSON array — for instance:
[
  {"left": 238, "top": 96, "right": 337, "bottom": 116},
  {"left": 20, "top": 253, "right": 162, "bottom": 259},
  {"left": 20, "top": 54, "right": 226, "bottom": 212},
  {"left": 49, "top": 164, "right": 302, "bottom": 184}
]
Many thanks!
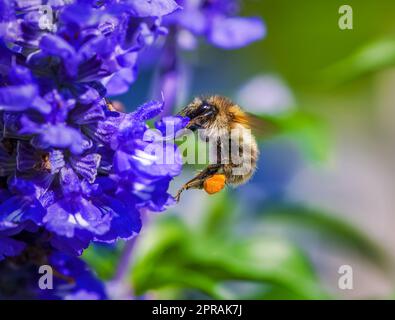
[
  {"left": 174, "top": 165, "right": 221, "bottom": 201},
  {"left": 174, "top": 179, "right": 203, "bottom": 202}
]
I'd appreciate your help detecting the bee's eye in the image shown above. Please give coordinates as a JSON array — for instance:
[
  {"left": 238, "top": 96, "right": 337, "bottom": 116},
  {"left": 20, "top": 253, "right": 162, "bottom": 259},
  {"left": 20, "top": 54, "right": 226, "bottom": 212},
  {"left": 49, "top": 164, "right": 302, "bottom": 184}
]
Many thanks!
[
  {"left": 182, "top": 102, "right": 216, "bottom": 119},
  {"left": 197, "top": 103, "right": 217, "bottom": 119}
]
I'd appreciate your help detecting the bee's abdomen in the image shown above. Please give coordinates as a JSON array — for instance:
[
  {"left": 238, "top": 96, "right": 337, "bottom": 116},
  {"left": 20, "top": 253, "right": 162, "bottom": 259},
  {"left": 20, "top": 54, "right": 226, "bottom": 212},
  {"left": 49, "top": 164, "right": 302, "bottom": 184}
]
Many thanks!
[{"left": 221, "top": 126, "right": 259, "bottom": 186}]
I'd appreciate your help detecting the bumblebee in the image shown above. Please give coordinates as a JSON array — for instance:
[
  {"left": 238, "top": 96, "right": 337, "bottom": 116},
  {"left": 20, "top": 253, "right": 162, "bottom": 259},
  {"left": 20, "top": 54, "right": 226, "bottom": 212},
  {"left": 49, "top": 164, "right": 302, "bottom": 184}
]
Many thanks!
[{"left": 175, "top": 96, "right": 266, "bottom": 201}]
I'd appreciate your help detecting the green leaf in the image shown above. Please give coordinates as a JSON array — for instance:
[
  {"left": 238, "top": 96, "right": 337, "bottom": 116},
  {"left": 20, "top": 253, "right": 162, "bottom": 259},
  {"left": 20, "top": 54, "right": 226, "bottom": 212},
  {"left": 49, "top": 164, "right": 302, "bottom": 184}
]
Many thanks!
[
  {"left": 257, "top": 111, "right": 330, "bottom": 162},
  {"left": 134, "top": 264, "right": 230, "bottom": 299},
  {"left": 199, "top": 190, "right": 236, "bottom": 236},
  {"left": 82, "top": 244, "right": 120, "bottom": 280},
  {"left": 261, "top": 204, "right": 389, "bottom": 271},
  {"left": 131, "top": 216, "right": 189, "bottom": 295},
  {"left": 323, "top": 38, "right": 395, "bottom": 83},
  {"left": 132, "top": 215, "right": 328, "bottom": 299},
  {"left": 182, "top": 237, "right": 328, "bottom": 299},
  {"left": 236, "top": 283, "right": 315, "bottom": 300}
]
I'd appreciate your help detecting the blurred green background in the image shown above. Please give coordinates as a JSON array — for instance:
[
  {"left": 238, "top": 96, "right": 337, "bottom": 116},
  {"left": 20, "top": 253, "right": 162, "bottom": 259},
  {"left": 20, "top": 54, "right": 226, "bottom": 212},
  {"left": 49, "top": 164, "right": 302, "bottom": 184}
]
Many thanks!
[{"left": 84, "top": 0, "right": 395, "bottom": 299}]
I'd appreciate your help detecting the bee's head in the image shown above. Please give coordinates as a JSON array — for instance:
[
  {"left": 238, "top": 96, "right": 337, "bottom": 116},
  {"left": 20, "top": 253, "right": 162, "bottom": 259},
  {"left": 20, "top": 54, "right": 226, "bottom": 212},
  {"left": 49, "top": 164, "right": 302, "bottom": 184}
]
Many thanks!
[{"left": 178, "top": 97, "right": 227, "bottom": 131}]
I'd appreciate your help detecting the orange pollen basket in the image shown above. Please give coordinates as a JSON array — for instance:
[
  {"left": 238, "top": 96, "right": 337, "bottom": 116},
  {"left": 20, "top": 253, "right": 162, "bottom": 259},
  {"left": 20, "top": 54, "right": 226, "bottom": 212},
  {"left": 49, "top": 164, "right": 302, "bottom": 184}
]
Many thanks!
[{"left": 203, "top": 174, "right": 226, "bottom": 195}]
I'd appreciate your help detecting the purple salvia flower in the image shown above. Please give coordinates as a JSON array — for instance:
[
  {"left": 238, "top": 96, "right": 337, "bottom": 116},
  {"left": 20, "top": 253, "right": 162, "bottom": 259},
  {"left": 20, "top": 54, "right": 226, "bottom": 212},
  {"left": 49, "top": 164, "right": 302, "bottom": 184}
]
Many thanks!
[
  {"left": 0, "top": 0, "right": 265, "bottom": 299},
  {"left": 0, "top": 0, "right": 183, "bottom": 299},
  {"left": 153, "top": 0, "right": 266, "bottom": 115}
]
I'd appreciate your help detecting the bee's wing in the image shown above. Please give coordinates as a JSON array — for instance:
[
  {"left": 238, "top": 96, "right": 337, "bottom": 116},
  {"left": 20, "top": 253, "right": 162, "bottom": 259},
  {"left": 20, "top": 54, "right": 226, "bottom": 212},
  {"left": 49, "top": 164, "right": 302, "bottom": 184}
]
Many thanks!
[{"left": 245, "top": 113, "right": 280, "bottom": 139}]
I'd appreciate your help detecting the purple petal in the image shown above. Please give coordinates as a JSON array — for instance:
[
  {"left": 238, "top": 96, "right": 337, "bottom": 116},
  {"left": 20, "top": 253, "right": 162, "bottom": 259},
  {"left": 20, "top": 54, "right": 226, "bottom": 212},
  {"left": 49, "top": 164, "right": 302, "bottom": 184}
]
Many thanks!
[
  {"left": 101, "top": 68, "right": 136, "bottom": 96},
  {"left": 0, "top": 237, "right": 25, "bottom": 261},
  {"left": 4, "top": 112, "right": 30, "bottom": 139},
  {"left": 71, "top": 82, "right": 106, "bottom": 104},
  {"left": 126, "top": 0, "right": 180, "bottom": 17},
  {"left": 117, "top": 50, "right": 139, "bottom": 68},
  {"left": 9, "top": 173, "right": 53, "bottom": 199},
  {"left": 50, "top": 232, "right": 92, "bottom": 256},
  {"left": 59, "top": 167, "right": 81, "bottom": 195},
  {"left": 0, "top": 144, "right": 16, "bottom": 176},
  {"left": 0, "top": 195, "right": 45, "bottom": 227},
  {"left": 84, "top": 111, "right": 125, "bottom": 146},
  {"left": 49, "top": 150, "right": 66, "bottom": 174},
  {"left": 69, "top": 153, "right": 101, "bottom": 183},
  {"left": 16, "top": 142, "right": 65, "bottom": 174},
  {"left": 8, "top": 65, "right": 33, "bottom": 85},
  {"left": 132, "top": 143, "right": 183, "bottom": 178},
  {"left": 134, "top": 177, "right": 175, "bottom": 212},
  {"left": 40, "top": 34, "right": 79, "bottom": 77},
  {"left": 64, "top": 291, "right": 102, "bottom": 300},
  {"left": 44, "top": 197, "right": 111, "bottom": 238},
  {"left": 69, "top": 102, "right": 106, "bottom": 125},
  {"left": 155, "top": 115, "right": 189, "bottom": 137},
  {"left": 131, "top": 99, "right": 164, "bottom": 121},
  {"left": 208, "top": 17, "right": 266, "bottom": 49},
  {"left": 37, "top": 253, "right": 108, "bottom": 299},
  {"left": 59, "top": 2, "right": 99, "bottom": 29},
  {"left": 174, "top": 8, "right": 207, "bottom": 35},
  {"left": 16, "top": 142, "right": 40, "bottom": 172},
  {"left": 31, "top": 96, "right": 52, "bottom": 114},
  {"left": 0, "top": 84, "right": 38, "bottom": 111},
  {"left": 31, "top": 124, "right": 85, "bottom": 155},
  {"left": 94, "top": 195, "right": 141, "bottom": 243},
  {"left": 113, "top": 150, "right": 132, "bottom": 173}
]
